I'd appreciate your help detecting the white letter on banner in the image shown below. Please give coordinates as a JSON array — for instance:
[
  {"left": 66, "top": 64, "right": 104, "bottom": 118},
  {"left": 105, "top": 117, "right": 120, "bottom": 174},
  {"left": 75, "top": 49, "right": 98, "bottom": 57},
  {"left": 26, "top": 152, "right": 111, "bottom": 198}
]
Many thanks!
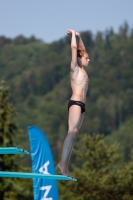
[
  {"left": 39, "top": 161, "right": 50, "bottom": 174},
  {"left": 40, "top": 186, "right": 52, "bottom": 200},
  {"left": 39, "top": 161, "right": 53, "bottom": 200}
]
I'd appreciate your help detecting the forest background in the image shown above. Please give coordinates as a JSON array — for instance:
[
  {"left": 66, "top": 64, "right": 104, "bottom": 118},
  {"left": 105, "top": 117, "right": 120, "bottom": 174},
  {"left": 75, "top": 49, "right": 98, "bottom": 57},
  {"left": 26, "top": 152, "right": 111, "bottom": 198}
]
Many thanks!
[{"left": 0, "top": 22, "right": 133, "bottom": 199}]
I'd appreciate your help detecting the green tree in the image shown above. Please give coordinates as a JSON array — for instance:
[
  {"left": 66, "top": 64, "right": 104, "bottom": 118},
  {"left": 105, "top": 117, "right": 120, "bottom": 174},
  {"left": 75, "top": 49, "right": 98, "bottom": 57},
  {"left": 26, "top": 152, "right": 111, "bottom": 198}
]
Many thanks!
[
  {"left": 58, "top": 134, "right": 133, "bottom": 200},
  {"left": 0, "top": 80, "right": 18, "bottom": 199},
  {"left": 0, "top": 22, "right": 133, "bottom": 163},
  {"left": 0, "top": 80, "right": 33, "bottom": 200}
]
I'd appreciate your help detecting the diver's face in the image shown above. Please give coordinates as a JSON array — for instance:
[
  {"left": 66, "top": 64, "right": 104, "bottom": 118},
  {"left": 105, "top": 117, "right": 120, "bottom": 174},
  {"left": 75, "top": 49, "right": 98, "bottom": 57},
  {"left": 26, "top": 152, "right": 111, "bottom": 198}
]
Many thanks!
[{"left": 81, "top": 53, "right": 90, "bottom": 67}]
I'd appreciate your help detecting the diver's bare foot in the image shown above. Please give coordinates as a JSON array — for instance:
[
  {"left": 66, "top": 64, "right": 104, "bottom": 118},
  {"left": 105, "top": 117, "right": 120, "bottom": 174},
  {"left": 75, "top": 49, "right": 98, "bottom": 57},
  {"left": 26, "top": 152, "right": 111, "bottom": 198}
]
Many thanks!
[
  {"left": 57, "top": 163, "right": 67, "bottom": 175},
  {"left": 57, "top": 163, "right": 72, "bottom": 177}
]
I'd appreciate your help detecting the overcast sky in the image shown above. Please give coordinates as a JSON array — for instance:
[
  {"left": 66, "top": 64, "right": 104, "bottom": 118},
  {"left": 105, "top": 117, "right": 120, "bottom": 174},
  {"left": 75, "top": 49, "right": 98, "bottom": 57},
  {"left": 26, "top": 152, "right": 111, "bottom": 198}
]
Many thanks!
[{"left": 0, "top": 0, "right": 133, "bottom": 43}]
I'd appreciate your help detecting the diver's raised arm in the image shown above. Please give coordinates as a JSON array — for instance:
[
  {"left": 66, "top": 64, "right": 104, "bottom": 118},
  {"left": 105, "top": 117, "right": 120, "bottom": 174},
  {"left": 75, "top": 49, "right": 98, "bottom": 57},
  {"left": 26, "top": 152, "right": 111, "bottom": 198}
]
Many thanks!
[
  {"left": 67, "top": 29, "right": 78, "bottom": 70},
  {"left": 76, "top": 32, "right": 86, "bottom": 51}
]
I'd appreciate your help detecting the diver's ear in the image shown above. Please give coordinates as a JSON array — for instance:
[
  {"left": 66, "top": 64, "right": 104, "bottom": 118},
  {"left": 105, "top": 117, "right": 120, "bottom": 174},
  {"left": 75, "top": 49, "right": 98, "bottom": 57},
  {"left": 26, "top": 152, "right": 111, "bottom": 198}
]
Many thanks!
[
  {"left": 77, "top": 57, "right": 81, "bottom": 62},
  {"left": 77, "top": 57, "right": 82, "bottom": 67}
]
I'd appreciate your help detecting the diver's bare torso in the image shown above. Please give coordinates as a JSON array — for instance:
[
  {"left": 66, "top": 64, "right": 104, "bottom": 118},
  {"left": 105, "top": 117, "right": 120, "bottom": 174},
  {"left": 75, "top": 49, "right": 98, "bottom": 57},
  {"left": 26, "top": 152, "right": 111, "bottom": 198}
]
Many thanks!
[{"left": 70, "top": 65, "right": 89, "bottom": 103}]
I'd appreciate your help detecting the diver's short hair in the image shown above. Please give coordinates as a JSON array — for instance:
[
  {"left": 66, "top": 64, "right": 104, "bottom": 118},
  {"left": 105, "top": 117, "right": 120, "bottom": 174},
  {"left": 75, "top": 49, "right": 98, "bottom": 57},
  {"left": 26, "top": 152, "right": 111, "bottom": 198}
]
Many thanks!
[{"left": 77, "top": 50, "right": 88, "bottom": 58}]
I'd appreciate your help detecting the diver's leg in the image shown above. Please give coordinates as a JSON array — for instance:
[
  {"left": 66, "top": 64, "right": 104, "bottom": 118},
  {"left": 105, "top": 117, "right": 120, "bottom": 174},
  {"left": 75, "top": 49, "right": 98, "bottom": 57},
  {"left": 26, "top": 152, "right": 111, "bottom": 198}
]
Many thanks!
[
  {"left": 78, "top": 112, "right": 85, "bottom": 129},
  {"left": 65, "top": 112, "right": 85, "bottom": 175},
  {"left": 57, "top": 105, "right": 82, "bottom": 176}
]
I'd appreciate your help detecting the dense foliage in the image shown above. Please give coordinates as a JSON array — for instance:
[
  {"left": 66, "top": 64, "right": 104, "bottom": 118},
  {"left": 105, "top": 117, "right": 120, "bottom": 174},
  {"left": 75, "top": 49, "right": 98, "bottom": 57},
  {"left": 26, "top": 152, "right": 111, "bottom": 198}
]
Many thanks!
[
  {"left": 58, "top": 134, "right": 133, "bottom": 200},
  {"left": 1, "top": 22, "right": 133, "bottom": 164},
  {"left": 0, "top": 81, "right": 33, "bottom": 199},
  {"left": 0, "top": 23, "right": 133, "bottom": 164},
  {"left": 0, "top": 22, "right": 133, "bottom": 199}
]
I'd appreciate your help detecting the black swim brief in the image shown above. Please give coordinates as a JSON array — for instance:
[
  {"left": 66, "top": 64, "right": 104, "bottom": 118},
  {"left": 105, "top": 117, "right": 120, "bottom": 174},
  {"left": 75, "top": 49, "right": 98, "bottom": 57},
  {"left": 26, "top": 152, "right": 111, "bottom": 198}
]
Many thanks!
[{"left": 68, "top": 100, "right": 85, "bottom": 113}]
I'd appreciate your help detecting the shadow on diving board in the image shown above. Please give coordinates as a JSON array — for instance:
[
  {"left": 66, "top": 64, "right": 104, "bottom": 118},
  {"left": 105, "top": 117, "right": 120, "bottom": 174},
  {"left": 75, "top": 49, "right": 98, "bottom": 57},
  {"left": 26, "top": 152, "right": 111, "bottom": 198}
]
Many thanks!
[
  {"left": 0, "top": 171, "right": 77, "bottom": 181},
  {"left": 0, "top": 147, "right": 29, "bottom": 154}
]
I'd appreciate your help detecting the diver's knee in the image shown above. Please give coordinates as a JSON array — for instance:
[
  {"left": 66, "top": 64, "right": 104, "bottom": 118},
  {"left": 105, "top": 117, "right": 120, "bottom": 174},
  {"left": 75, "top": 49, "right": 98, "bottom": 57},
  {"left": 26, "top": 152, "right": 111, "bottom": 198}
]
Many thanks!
[{"left": 68, "top": 127, "right": 79, "bottom": 135}]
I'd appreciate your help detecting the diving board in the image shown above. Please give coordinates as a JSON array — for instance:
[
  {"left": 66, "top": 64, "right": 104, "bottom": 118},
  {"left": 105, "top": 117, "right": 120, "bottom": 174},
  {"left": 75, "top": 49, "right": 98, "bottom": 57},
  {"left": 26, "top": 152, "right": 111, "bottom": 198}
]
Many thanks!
[
  {"left": 0, "top": 147, "right": 29, "bottom": 154},
  {"left": 0, "top": 171, "right": 77, "bottom": 181}
]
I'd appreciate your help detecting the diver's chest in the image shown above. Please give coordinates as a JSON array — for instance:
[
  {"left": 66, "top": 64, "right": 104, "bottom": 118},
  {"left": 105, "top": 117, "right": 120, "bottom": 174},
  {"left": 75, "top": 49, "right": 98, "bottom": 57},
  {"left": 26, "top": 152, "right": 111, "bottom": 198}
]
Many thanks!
[{"left": 77, "top": 71, "right": 89, "bottom": 82}]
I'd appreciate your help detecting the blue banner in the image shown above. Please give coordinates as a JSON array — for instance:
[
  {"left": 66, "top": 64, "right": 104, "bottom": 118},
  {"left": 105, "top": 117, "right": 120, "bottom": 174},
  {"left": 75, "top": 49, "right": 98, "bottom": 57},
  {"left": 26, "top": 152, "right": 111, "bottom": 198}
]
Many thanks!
[{"left": 28, "top": 126, "right": 59, "bottom": 200}]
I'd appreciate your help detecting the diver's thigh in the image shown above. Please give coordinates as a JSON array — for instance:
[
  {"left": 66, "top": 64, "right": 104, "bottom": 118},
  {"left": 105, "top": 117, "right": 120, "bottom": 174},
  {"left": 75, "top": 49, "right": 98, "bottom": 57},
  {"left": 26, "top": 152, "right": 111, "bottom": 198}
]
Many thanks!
[
  {"left": 78, "top": 112, "right": 85, "bottom": 129},
  {"left": 68, "top": 105, "right": 82, "bottom": 130}
]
